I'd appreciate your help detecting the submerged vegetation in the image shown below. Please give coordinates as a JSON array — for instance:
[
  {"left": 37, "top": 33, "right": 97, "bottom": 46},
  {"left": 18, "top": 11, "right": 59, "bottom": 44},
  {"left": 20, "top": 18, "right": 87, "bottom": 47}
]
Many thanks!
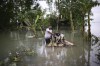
[{"left": 0, "top": 44, "right": 36, "bottom": 66}]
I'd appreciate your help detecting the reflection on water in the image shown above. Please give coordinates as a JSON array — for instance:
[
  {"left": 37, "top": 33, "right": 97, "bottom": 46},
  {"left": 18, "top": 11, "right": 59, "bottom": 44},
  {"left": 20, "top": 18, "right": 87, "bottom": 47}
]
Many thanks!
[
  {"left": 0, "top": 30, "right": 100, "bottom": 66},
  {"left": 36, "top": 46, "right": 67, "bottom": 66}
]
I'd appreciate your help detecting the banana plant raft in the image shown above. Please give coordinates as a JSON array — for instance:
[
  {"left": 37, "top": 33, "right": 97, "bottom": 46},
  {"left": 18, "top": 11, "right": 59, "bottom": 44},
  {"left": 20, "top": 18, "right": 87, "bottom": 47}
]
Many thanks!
[{"left": 46, "top": 40, "right": 74, "bottom": 47}]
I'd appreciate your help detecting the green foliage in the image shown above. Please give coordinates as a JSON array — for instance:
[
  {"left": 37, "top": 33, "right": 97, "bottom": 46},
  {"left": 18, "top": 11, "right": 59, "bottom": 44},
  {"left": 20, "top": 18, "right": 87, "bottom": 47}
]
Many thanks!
[
  {"left": 0, "top": 0, "right": 44, "bottom": 31},
  {"left": 51, "top": 0, "right": 100, "bottom": 31},
  {"left": 0, "top": 0, "right": 47, "bottom": 37},
  {"left": 45, "top": 14, "right": 57, "bottom": 28},
  {"left": 0, "top": 0, "right": 33, "bottom": 30},
  {"left": 0, "top": 0, "right": 100, "bottom": 32}
]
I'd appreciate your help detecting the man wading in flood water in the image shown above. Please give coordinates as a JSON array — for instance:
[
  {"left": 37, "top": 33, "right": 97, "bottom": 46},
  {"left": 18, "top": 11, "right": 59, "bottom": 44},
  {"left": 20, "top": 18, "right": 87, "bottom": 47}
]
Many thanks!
[{"left": 44, "top": 26, "right": 53, "bottom": 45}]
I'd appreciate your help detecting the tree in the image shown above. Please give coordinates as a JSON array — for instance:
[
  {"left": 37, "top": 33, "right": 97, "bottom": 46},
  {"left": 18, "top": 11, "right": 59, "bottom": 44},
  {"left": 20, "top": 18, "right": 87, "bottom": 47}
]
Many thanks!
[{"left": 0, "top": 0, "right": 33, "bottom": 30}]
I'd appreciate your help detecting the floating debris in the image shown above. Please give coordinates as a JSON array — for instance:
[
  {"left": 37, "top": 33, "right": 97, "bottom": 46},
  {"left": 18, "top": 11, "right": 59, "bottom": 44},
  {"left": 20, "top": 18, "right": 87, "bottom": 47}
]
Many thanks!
[{"left": 24, "top": 49, "right": 35, "bottom": 56}]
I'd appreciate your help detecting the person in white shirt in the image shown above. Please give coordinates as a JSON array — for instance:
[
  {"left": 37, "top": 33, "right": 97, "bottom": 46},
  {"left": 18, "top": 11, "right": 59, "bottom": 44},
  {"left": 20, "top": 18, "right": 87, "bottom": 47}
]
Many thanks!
[{"left": 45, "top": 26, "right": 53, "bottom": 45}]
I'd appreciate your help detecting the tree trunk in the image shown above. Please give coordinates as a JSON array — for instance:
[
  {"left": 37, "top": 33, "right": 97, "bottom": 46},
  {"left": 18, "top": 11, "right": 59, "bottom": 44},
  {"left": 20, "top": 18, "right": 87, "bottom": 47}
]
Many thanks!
[
  {"left": 81, "top": 15, "right": 85, "bottom": 37},
  {"left": 57, "top": 19, "right": 59, "bottom": 32},
  {"left": 70, "top": 10, "right": 74, "bottom": 31},
  {"left": 82, "top": 15, "right": 85, "bottom": 32},
  {"left": 56, "top": 0, "right": 60, "bottom": 32},
  {"left": 87, "top": 11, "right": 91, "bottom": 40}
]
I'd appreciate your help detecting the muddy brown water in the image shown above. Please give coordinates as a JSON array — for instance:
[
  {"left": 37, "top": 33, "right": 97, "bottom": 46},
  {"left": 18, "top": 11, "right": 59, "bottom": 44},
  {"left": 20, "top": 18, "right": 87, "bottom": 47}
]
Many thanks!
[{"left": 0, "top": 29, "right": 100, "bottom": 66}]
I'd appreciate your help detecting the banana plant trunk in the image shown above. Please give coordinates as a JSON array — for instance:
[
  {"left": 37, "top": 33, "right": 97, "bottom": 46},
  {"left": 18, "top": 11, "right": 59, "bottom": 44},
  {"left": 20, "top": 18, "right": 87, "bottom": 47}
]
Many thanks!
[{"left": 70, "top": 10, "right": 74, "bottom": 31}]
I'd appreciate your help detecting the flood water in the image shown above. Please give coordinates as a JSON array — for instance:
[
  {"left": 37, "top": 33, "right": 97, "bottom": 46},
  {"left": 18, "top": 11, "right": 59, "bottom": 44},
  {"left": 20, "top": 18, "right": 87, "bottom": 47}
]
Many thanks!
[{"left": 0, "top": 29, "right": 100, "bottom": 66}]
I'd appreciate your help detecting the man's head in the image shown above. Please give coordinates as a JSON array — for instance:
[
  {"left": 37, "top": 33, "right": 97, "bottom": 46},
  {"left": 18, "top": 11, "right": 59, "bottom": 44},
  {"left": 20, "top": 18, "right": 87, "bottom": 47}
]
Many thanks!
[{"left": 48, "top": 26, "right": 52, "bottom": 29}]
